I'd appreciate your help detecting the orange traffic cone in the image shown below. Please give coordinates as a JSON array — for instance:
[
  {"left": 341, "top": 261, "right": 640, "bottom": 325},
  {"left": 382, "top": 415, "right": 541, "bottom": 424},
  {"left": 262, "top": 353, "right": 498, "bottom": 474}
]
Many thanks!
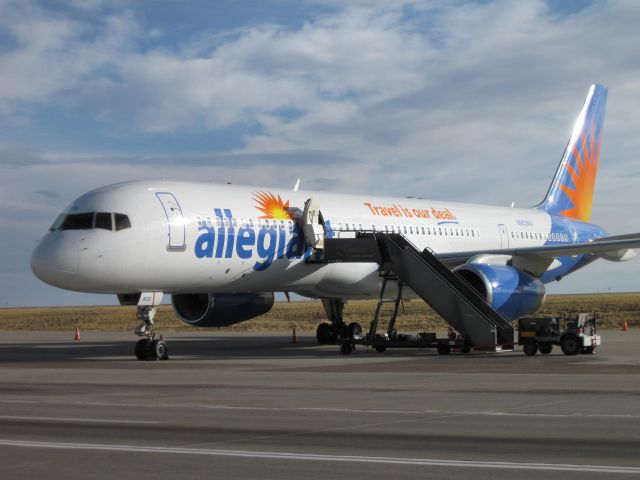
[
  {"left": 622, "top": 320, "right": 629, "bottom": 332},
  {"left": 291, "top": 327, "right": 297, "bottom": 343},
  {"left": 74, "top": 326, "right": 81, "bottom": 341}
]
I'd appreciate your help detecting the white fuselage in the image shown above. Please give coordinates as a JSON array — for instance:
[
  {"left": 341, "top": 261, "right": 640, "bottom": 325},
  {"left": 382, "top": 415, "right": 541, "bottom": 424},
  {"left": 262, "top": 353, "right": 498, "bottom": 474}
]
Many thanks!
[{"left": 32, "top": 180, "right": 573, "bottom": 299}]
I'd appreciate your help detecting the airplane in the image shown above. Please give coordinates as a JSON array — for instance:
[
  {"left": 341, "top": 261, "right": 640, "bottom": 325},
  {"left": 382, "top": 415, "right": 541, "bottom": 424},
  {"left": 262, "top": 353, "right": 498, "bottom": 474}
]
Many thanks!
[{"left": 31, "top": 84, "right": 640, "bottom": 360}]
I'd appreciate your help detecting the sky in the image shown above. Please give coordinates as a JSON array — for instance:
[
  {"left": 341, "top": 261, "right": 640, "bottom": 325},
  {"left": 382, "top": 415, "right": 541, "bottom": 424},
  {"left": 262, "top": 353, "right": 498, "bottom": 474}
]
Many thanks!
[{"left": 1, "top": 0, "right": 640, "bottom": 307}]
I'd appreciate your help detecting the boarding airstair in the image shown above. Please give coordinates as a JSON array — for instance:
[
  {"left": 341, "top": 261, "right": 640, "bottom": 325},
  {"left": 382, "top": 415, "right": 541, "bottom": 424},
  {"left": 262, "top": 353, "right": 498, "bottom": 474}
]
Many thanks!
[{"left": 323, "top": 233, "right": 515, "bottom": 351}]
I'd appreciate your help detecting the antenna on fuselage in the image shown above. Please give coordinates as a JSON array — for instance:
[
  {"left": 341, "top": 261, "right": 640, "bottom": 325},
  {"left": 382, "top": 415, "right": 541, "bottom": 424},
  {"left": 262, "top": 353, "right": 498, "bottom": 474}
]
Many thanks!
[{"left": 293, "top": 178, "right": 301, "bottom": 192}]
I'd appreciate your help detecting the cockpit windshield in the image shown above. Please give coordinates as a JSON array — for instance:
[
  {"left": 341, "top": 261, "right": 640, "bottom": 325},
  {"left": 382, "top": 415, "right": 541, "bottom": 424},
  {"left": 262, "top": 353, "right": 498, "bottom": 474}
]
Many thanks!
[
  {"left": 51, "top": 212, "right": 131, "bottom": 232},
  {"left": 61, "top": 213, "right": 94, "bottom": 230}
]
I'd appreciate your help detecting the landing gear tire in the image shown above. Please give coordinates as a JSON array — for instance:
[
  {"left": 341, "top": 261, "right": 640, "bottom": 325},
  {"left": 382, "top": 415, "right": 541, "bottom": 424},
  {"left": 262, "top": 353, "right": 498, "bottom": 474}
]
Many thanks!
[
  {"left": 146, "top": 340, "right": 158, "bottom": 360},
  {"left": 154, "top": 340, "right": 169, "bottom": 360},
  {"left": 437, "top": 344, "right": 451, "bottom": 355},
  {"left": 461, "top": 343, "right": 472, "bottom": 354},
  {"left": 340, "top": 342, "right": 354, "bottom": 355},
  {"left": 316, "top": 323, "right": 336, "bottom": 345},
  {"left": 523, "top": 342, "right": 538, "bottom": 356},
  {"left": 539, "top": 344, "right": 553, "bottom": 355},
  {"left": 375, "top": 346, "right": 386, "bottom": 353},
  {"left": 560, "top": 334, "right": 581, "bottom": 356},
  {"left": 348, "top": 322, "right": 362, "bottom": 340},
  {"left": 135, "top": 339, "right": 149, "bottom": 360}
]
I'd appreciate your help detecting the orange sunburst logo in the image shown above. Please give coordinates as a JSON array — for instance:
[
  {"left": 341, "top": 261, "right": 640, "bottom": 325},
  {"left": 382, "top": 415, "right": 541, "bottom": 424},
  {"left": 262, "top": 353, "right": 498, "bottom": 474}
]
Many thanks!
[
  {"left": 559, "top": 124, "right": 601, "bottom": 223},
  {"left": 253, "top": 191, "right": 293, "bottom": 219}
]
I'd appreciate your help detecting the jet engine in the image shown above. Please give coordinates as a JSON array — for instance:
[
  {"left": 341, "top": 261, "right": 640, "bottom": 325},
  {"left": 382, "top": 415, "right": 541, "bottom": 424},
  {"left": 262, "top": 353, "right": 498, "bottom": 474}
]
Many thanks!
[
  {"left": 172, "top": 292, "right": 274, "bottom": 327},
  {"left": 454, "top": 264, "right": 546, "bottom": 321}
]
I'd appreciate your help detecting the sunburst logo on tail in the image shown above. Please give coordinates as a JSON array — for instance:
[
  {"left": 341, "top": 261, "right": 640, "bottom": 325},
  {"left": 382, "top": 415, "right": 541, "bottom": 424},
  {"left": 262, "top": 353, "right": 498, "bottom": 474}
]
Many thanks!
[
  {"left": 559, "top": 124, "right": 601, "bottom": 223},
  {"left": 253, "top": 191, "right": 293, "bottom": 219}
]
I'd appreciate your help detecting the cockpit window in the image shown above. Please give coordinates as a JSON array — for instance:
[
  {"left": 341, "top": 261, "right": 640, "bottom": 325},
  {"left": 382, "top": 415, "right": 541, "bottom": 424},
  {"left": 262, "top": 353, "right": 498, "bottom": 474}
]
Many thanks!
[
  {"left": 61, "top": 213, "right": 94, "bottom": 230},
  {"left": 49, "top": 214, "right": 66, "bottom": 231},
  {"left": 52, "top": 211, "right": 131, "bottom": 232},
  {"left": 95, "top": 212, "right": 112, "bottom": 231},
  {"left": 114, "top": 213, "right": 131, "bottom": 231}
]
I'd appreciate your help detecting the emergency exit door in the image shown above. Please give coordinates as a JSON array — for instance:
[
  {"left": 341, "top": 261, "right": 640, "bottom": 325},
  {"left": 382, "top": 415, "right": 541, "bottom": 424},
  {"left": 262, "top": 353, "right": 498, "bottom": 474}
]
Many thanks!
[
  {"left": 156, "top": 192, "right": 186, "bottom": 250},
  {"left": 498, "top": 223, "right": 509, "bottom": 249}
]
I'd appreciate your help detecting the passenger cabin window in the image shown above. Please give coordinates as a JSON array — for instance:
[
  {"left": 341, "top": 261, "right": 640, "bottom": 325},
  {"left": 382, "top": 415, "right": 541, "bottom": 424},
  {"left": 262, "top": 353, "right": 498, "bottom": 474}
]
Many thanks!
[
  {"left": 114, "top": 213, "right": 131, "bottom": 231},
  {"left": 61, "top": 213, "right": 93, "bottom": 230},
  {"left": 95, "top": 212, "right": 112, "bottom": 230}
]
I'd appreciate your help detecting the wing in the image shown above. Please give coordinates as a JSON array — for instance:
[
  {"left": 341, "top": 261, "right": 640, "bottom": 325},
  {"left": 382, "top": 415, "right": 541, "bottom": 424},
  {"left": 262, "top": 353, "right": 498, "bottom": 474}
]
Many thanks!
[{"left": 438, "top": 233, "right": 640, "bottom": 275}]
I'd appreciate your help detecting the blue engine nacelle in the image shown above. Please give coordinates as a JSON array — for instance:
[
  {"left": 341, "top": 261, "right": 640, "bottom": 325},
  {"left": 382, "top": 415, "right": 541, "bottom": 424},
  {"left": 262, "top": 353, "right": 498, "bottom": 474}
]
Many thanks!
[
  {"left": 172, "top": 292, "right": 274, "bottom": 327},
  {"left": 454, "top": 264, "right": 546, "bottom": 321}
]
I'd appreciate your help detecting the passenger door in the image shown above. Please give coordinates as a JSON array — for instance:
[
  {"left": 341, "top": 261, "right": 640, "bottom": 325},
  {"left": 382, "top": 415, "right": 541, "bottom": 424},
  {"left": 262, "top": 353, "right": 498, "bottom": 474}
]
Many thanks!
[
  {"left": 302, "top": 198, "right": 326, "bottom": 249},
  {"left": 156, "top": 192, "right": 186, "bottom": 250}
]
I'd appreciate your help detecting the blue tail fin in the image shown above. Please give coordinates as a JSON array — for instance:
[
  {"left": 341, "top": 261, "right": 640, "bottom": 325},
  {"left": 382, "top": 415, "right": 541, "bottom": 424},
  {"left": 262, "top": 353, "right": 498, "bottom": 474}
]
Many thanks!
[{"left": 537, "top": 84, "right": 607, "bottom": 223}]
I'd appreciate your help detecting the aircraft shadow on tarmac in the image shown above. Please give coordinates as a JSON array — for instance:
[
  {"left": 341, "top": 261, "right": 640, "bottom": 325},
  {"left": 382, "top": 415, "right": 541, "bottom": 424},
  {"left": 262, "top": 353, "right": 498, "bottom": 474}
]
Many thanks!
[{"left": 0, "top": 335, "right": 350, "bottom": 363}]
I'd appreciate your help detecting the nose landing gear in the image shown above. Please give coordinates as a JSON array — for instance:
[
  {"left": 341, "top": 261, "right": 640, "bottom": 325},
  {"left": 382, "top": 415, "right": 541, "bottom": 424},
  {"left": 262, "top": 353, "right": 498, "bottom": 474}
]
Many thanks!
[
  {"left": 133, "top": 293, "right": 169, "bottom": 361},
  {"left": 134, "top": 336, "right": 169, "bottom": 361}
]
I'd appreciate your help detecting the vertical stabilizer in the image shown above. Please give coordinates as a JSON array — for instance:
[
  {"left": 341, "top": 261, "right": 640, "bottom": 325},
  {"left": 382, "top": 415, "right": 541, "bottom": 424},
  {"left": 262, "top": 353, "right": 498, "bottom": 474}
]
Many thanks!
[{"left": 537, "top": 84, "right": 607, "bottom": 223}]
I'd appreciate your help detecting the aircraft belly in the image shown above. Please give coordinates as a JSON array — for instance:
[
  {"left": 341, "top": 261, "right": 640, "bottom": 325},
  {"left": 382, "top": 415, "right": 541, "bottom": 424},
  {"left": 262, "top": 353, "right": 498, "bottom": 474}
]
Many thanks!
[{"left": 161, "top": 258, "right": 384, "bottom": 296}]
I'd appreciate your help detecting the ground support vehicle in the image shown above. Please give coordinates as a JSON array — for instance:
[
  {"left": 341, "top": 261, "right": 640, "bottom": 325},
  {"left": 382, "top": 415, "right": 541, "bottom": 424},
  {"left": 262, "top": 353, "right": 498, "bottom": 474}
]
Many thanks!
[{"left": 518, "top": 313, "right": 601, "bottom": 356}]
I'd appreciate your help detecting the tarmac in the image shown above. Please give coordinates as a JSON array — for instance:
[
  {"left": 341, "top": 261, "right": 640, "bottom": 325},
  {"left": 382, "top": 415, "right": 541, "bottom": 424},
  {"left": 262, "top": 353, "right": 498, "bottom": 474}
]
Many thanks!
[{"left": 0, "top": 330, "right": 639, "bottom": 479}]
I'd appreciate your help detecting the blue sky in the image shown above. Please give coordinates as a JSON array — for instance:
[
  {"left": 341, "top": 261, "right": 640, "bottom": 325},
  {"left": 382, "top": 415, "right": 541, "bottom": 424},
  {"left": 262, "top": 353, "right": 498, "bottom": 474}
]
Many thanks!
[{"left": 1, "top": 0, "right": 640, "bottom": 307}]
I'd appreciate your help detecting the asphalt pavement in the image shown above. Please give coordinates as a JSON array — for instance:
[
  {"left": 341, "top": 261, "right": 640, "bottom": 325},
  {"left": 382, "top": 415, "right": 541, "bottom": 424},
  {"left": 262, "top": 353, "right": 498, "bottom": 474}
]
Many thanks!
[{"left": 0, "top": 330, "right": 639, "bottom": 479}]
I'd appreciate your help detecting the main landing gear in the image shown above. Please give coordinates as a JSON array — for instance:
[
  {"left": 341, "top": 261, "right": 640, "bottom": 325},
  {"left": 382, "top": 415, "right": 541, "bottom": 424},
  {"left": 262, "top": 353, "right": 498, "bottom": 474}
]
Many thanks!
[
  {"left": 134, "top": 305, "right": 169, "bottom": 361},
  {"left": 316, "top": 299, "right": 362, "bottom": 348}
]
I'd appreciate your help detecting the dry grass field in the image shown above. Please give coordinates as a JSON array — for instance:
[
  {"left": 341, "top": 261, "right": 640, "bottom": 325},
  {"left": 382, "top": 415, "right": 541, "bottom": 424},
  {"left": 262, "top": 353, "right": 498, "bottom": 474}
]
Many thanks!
[{"left": 0, "top": 293, "right": 638, "bottom": 333}]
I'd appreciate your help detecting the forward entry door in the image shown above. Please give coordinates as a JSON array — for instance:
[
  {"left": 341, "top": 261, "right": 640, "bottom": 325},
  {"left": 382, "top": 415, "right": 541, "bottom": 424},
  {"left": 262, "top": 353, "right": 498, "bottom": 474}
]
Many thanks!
[{"left": 156, "top": 192, "right": 186, "bottom": 250}]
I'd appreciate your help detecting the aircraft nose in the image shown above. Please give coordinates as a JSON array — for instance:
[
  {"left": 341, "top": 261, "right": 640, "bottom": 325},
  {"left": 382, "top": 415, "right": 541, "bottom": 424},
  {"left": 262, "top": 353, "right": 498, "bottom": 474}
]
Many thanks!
[{"left": 31, "top": 233, "right": 78, "bottom": 286}]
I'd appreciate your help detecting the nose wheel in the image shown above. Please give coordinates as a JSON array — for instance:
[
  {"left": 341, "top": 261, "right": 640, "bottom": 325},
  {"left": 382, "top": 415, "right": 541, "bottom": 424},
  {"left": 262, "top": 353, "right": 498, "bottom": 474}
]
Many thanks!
[
  {"left": 134, "top": 337, "right": 169, "bottom": 361},
  {"left": 134, "top": 305, "right": 169, "bottom": 361}
]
